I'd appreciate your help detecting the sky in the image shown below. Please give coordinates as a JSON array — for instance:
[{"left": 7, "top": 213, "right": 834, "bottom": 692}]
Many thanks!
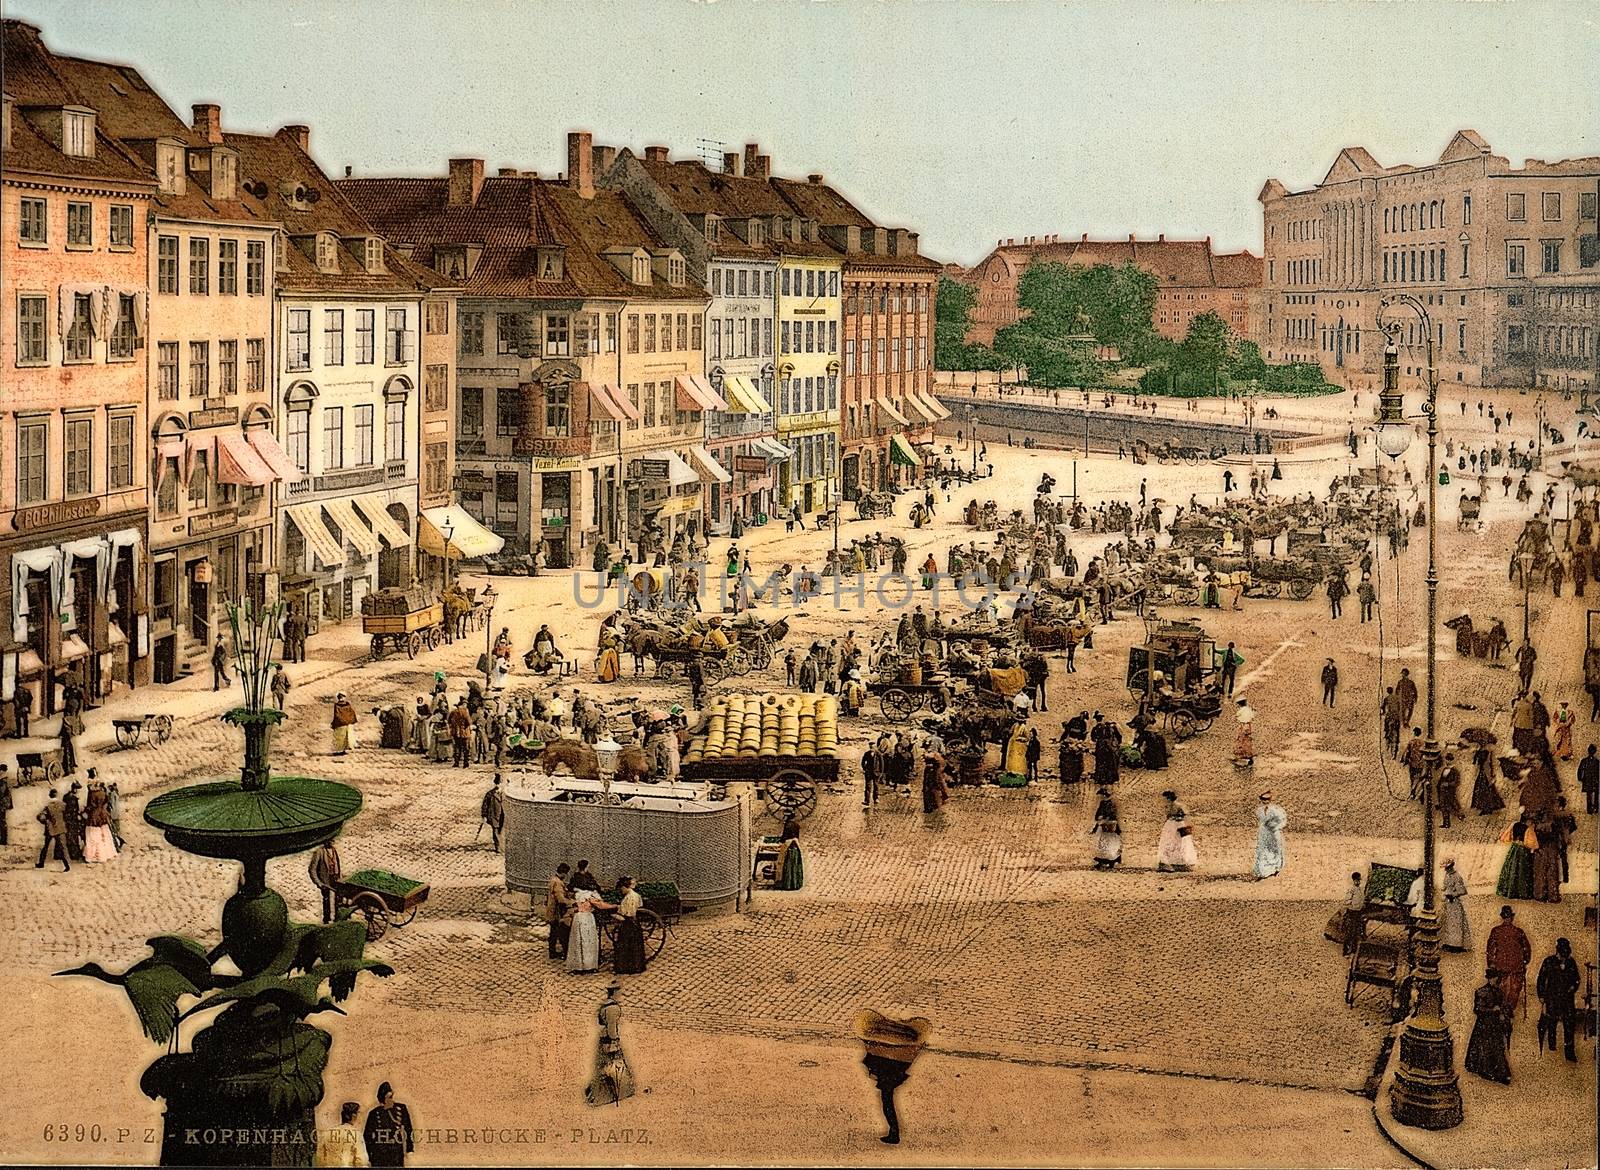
[{"left": 8, "top": 0, "right": 1597, "bottom": 267}]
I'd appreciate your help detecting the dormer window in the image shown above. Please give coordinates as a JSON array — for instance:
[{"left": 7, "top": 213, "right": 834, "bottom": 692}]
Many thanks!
[
  {"left": 706, "top": 216, "right": 721, "bottom": 244},
  {"left": 212, "top": 149, "right": 238, "bottom": 200},
  {"left": 316, "top": 233, "right": 338, "bottom": 272},
  {"left": 62, "top": 107, "right": 94, "bottom": 158},
  {"left": 749, "top": 219, "right": 766, "bottom": 245},
  {"left": 632, "top": 253, "right": 650, "bottom": 285},
  {"left": 668, "top": 256, "right": 686, "bottom": 286},
  {"left": 157, "top": 140, "right": 186, "bottom": 195},
  {"left": 536, "top": 245, "right": 564, "bottom": 280},
  {"left": 364, "top": 237, "right": 385, "bottom": 274}
]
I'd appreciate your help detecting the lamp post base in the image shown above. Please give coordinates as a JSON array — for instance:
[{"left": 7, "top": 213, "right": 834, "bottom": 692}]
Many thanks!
[{"left": 1389, "top": 1018, "right": 1463, "bottom": 1130}]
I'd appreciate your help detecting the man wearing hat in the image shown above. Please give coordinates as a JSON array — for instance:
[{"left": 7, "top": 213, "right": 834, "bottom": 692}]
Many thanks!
[
  {"left": 1535, "top": 937, "right": 1581, "bottom": 1061},
  {"left": 1486, "top": 905, "right": 1533, "bottom": 1030},
  {"left": 362, "top": 1082, "right": 414, "bottom": 1166},
  {"left": 1252, "top": 791, "right": 1287, "bottom": 879}
]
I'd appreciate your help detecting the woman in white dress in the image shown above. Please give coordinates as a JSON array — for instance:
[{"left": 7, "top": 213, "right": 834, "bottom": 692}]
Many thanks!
[
  {"left": 1439, "top": 858, "right": 1471, "bottom": 952},
  {"left": 490, "top": 653, "right": 512, "bottom": 691},
  {"left": 565, "top": 887, "right": 615, "bottom": 974},
  {"left": 82, "top": 777, "right": 119, "bottom": 863},
  {"left": 1155, "top": 790, "right": 1199, "bottom": 872}
]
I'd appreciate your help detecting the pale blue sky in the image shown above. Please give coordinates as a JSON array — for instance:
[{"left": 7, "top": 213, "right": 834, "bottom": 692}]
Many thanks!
[{"left": 9, "top": 0, "right": 1596, "bottom": 266}]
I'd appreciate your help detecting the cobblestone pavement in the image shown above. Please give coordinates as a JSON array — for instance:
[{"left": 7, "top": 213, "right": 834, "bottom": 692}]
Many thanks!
[{"left": 1, "top": 391, "right": 1594, "bottom": 1166}]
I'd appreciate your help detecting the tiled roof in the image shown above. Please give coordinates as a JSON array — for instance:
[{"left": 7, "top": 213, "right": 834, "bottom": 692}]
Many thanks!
[
  {"left": 340, "top": 172, "right": 707, "bottom": 303},
  {"left": 47, "top": 50, "right": 199, "bottom": 144},
  {"left": 771, "top": 176, "right": 938, "bottom": 273},
  {"left": 1211, "top": 251, "right": 1263, "bottom": 288},
  {"left": 980, "top": 237, "right": 1260, "bottom": 289},
  {"left": 3, "top": 108, "right": 154, "bottom": 186},
  {"left": 634, "top": 154, "right": 837, "bottom": 261},
  {"left": 1, "top": 20, "right": 77, "bottom": 106}
]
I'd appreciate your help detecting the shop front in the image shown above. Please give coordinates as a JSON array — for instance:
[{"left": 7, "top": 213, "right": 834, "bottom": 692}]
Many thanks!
[{"left": 279, "top": 487, "right": 416, "bottom": 638}]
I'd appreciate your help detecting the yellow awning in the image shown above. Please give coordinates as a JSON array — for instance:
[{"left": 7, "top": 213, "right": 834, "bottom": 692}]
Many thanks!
[
  {"left": 323, "top": 497, "right": 380, "bottom": 557},
  {"left": 286, "top": 504, "right": 346, "bottom": 569},
  {"left": 419, "top": 506, "right": 505, "bottom": 559},
  {"left": 354, "top": 494, "right": 411, "bottom": 548},
  {"left": 736, "top": 376, "right": 772, "bottom": 413},
  {"left": 879, "top": 397, "right": 910, "bottom": 426}
]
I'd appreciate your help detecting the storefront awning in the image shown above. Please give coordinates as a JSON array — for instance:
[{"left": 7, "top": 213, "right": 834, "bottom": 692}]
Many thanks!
[
  {"left": 901, "top": 394, "right": 936, "bottom": 424},
  {"left": 59, "top": 634, "right": 91, "bottom": 662},
  {"left": 753, "top": 436, "right": 793, "bottom": 460},
  {"left": 601, "top": 383, "right": 640, "bottom": 422},
  {"left": 722, "top": 376, "right": 772, "bottom": 414},
  {"left": 879, "top": 397, "right": 910, "bottom": 426},
  {"left": 889, "top": 433, "right": 921, "bottom": 468},
  {"left": 583, "top": 381, "right": 627, "bottom": 423},
  {"left": 653, "top": 492, "right": 701, "bottom": 518},
  {"left": 17, "top": 649, "right": 45, "bottom": 678},
  {"left": 286, "top": 503, "right": 346, "bottom": 569},
  {"left": 248, "top": 429, "right": 304, "bottom": 483},
  {"left": 215, "top": 431, "right": 276, "bottom": 486},
  {"left": 915, "top": 389, "right": 951, "bottom": 420},
  {"left": 644, "top": 450, "right": 700, "bottom": 488},
  {"left": 419, "top": 506, "right": 505, "bottom": 560},
  {"left": 322, "top": 497, "right": 380, "bottom": 557},
  {"left": 675, "top": 374, "right": 727, "bottom": 413},
  {"left": 355, "top": 495, "right": 411, "bottom": 548},
  {"left": 688, "top": 445, "right": 732, "bottom": 484}
]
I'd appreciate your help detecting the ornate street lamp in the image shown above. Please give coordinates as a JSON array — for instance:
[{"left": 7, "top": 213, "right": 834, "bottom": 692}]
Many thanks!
[
  {"left": 482, "top": 583, "right": 497, "bottom": 688},
  {"left": 1374, "top": 296, "right": 1464, "bottom": 1131},
  {"left": 594, "top": 734, "right": 622, "bottom": 805}
]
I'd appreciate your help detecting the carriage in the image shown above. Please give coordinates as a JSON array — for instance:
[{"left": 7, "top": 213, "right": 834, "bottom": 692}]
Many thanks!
[
  {"left": 1152, "top": 442, "right": 1205, "bottom": 466},
  {"left": 1126, "top": 621, "right": 1218, "bottom": 705},
  {"left": 1341, "top": 862, "right": 1420, "bottom": 1020},
  {"left": 856, "top": 490, "right": 896, "bottom": 520},
  {"left": 1245, "top": 556, "right": 1320, "bottom": 600},
  {"left": 678, "top": 692, "right": 840, "bottom": 820},
  {"left": 362, "top": 588, "right": 447, "bottom": 659}
]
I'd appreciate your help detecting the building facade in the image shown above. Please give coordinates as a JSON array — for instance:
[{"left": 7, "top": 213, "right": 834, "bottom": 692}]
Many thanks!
[
  {"left": 962, "top": 234, "right": 1260, "bottom": 347},
  {"left": 774, "top": 232, "right": 842, "bottom": 515},
  {"left": 2, "top": 23, "right": 156, "bottom": 724},
  {"left": 1259, "top": 131, "right": 1600, "bottom": 396}
]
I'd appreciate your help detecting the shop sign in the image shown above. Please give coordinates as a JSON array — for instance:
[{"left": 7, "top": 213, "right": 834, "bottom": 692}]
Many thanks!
[
  {"left": 637, "top": 458, "right": 670, "bottom": 480},
  {"left": 532, "top": 457, "right": 579, "bottom": 471},
  {"left": 188, "top": 509, "right": 237, "bottom": 536},
  {"left": 734, "top": 456, "right": 767, "bottom": 474},
  {"left": 191, "top": 559, "right": 214, "bottom": 583},
  {"left": 11, "top": 498, "right": 101, "bottom": 531},
  {"left": 512, "top": 435, "right": 589, "bottom": 458},
  {"left": 188, "top": 406, "right": 239, "bottom": 429}
]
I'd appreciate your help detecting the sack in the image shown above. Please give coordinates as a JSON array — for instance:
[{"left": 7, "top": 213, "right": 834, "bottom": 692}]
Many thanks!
[
  {"left": 477, "top": 653, "right": 491, "bottom": 674},
  {"left": 1177, "top": 824, "right": 1193, "bottom": 837}
]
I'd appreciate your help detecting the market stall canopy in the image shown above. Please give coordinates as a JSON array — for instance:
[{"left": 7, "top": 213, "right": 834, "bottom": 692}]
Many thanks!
[
  {"left": 889, "top": 434, "right": 921, "bottom": 467},
  {"left": 419, "top": 506, "right": 505, "bottom": 560},
  {"left": 215, "top": 431, "right": 276, "bottom": 486},
  {"left": 286, "top": 503, "right": 346, "bottom": 569},
  {"left": 688, "top": 445, "right": 732, "bottom": 484},
  {"left": 354, "top": 495, "right": 411, "bottom": 548}
]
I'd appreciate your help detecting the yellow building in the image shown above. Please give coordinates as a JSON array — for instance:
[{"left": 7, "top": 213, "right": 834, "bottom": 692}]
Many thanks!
[{"left": 775, "top": 245, "right": 842, "bottom": 516}]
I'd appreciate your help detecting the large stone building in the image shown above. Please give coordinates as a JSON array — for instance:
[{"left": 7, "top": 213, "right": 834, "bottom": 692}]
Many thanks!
[
  {"left": 1259, "top": 131, "right": 1600, "bottom": 396},
  {"left": 342, "top": 134, "right": 713, "bottom": 563},
  {"left": 961, "top": 235, "right": 1260, "bottom": 346},
  {"left": 2, "top": 21, "right": 156, "bottom": 723}
]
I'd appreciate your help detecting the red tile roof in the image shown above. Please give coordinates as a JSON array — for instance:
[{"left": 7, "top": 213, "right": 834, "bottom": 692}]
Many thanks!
[
  {"left": 771, "top": 176, "right": 938, "bottom": 273},
  {"left": 974, "top": 236, "right": 1260, "bottom": 289}
]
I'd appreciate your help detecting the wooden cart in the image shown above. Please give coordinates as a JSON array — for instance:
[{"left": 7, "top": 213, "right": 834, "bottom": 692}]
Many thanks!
[
  {"left": 113, "top": 712, "right": 173, "bottom": 749},
  {"left": 14, "top": 747, "right": 63, "bottom": 786},
  {"left": 363, "top": 601, "right": 446, "bottom": 659},
  {"left": 335, "top": 868, "right": 431, "bottom": 941},
  {"left": 869, "top": 675, "right": 952, "bottom": 720},
  {"left": 1343, "top": 862, "right": 1419, "bottom": 1020},
  {"left": 678, "top": 754, "right": 840, "bottom": 820}
]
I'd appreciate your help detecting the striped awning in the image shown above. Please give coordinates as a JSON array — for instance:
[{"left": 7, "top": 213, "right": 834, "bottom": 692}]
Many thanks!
[
  {"left": 355, "top": 495, "right": 411, "bottom": 548},
  {"left": 915, "top": 389, "right": 951, "bottom": 420},
  {"left": 722, "top": 375, "right": 772, "bottom": 414},
  {"left": 688, "top": 445, "right": 732, "bottom": 484},
  {"left": 602, "top": 383, "right": 640, "bottom": 422},
  {"left": 675, "top": 374, "right": 728, "bottom": 412},
  {"left": 901, "top": 395, "right": 936, "bottom": 424},
  {"left": 286, "top": 504, "right": 346, "bottom": 568},
  {"left": 879, "top": 397, "right": 910, "bottom": 426},
  {"left": 248, "top": 429, "right": 304, "bottom": 481},
  {"left": 215, "top": 431, "right": 276, "bottom": 486},
  {"left": 584, "top": 381, "right": 627, "bottom": 423},
  {"left": 753, "top": 436, "right": 793, "bottom": 460},
  {"left": 323, "top": 497, "right": 380, "bottom": 557},
  {"left": 889, "top": 433, "right": 921, "bottom": 468}
]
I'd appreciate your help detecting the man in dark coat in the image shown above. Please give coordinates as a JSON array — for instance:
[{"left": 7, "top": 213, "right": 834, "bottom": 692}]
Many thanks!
[
  {"left": 363, "top": 1082, "right": 415, "bottom": 1166},
  {"left": 211, "top": 637, "right": 231, "bottom": 691},
  {"left": 1535, "top": 937, "right": 1581, "bottom": 1062},
  {"left": 61, "top": 780, "right": 85, "bottom": 861},
  {"left": 1579, "top": 744, "right": 1599, "bottom": 815},
  {"left": 1320, "top": 658, "right": 1339, "bottom": 707},
  {"left": 11, "top": 684, "right": 31, "bottom": 737},
  {"left": 34, "top": 787, "right": 69, "bottom": 871},
  {"left": 480, "top": 775, "right": 506, "bottom": 853}
]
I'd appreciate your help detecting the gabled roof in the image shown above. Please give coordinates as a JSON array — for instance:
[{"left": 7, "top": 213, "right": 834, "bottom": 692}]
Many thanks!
[
  {"left": 340, "top": 171, "right": 706, "bottom": 302},
  {"left": 970, "top": 236, "right": 1260, "bottom": 289},
  {"left": 1321, "top": 146, "right": 1383, "bottom": 186},
  {"left": 1438, "top": 129, "right": 1491, "bottom": 164},
  {"left": 630, "top": 152, "right": 837, "bottom": 261}
]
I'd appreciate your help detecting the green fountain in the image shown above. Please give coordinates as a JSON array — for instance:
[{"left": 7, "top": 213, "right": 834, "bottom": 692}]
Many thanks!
[{"left": 59, "top": 600, "right": 384, "bottom": 1167}]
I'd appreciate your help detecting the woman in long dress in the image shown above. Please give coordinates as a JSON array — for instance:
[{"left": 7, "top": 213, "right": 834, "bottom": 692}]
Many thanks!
[
  {"left": 1439, "top": 859, "right": 1470, "bottom": 952},
  {"left": 1090, "top": 788, "right": 1122, "bottom": 869},
  {"left": 1252, "top": 793, "right": 1287, "bottom": 879},
  {"left": 1469, "top": 743, "right": 1504, "bottom": 814},
  {"left": 596, "top": 628, "right": 621, "bottom": 684},
  {"left": 1002, "top": 723, "right": 1029, "bottom": 779},
  {"left": 1530, "top": 816, "right": 1563, "bottom": 903},
  {"left": 611, "top": 877, "right": 648, "bottom": 975},
  {"left": 566, "top": 887, "right": 614, "bottom": 974},
  {"left": 1156, "top": 790, "right": 1198, "bottom": 872},
  {"left": 82, "top": 779, "right": 118, "bottom": 863},
  {"left": 490, "top": 653, "right": 511, "bottom": 691},
  {"left": 1464, "top": 973, "right": 1512, "bottom": 1084},
  {"left": 1232, "top": 697, "right": 1255, "bottom": 765},
  {"left": 1494, "top": 815, "right": 1536, "bottom": 899},
  {"left": 330, "top": 694, "right": 358, "bottom": 755}
]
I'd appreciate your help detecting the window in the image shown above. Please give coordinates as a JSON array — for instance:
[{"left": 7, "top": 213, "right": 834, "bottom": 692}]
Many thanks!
[
  {"left": 246, "top": 339, "right": 265, "bottom": 392},
  {"left": 365, "top": 238, "right": 384, "bottom": 273},
  {"left": 829, "top": 320, "right": 838, "bottom": 353},
  {"left": 158, "top": 236, "right": 179, "bottom": 293},
  {"left": 425, "top": 363, "right": 448, "bottom": 411},
  {"left": 459, "top": 387, "right": 483, "bottom": 437},
  {"left": 805, "top": 321, "right": 815, "bottom": 352},
  {"left": 606, "top": 314, "right": 619, "bottom": 353},
  {"left": 218, "top": 340, "right": 237, "bottom": 394},
  {"left": 1542, "top": 240, "right": 1561, "bottom": 274},
  {"left": 709, "top": 317, "right": 721, "bottom": 360},
  {"left": 829, "top": 271, "right": 839, "bottom": 297},
  {"left": 544, "top": 382, "right": 571, "bottom": 436},
  {"left": 1460, "top": 242, "right": 1470, "bottom": 278},
  {"left": 351, "top": 404, "right": 374, "bottom": 466},
  {"left": 459, "top": 311, "right": 483, "bottom": 355},
  {"left": 425, "top": 442, "right": 449, "bottom": 496},
  {"left": 246, "top": 240, "right": 266, "bottom": 295},
  {"left": 761, "top": 318, "right": 770, "bottom": 355},
  {"left": 62, "top": 110, "right": 92, "bottom": 158},
  {"left": 735, "top": 317, "right": 746, "bottom": 358},
  {"left": 625, "top": 384, "right": 639, "bottom": 429},
  {"left": 18, "top": 421, "right": 48, "bottom": 503},
  {"left": 626, "top": 314, "right": 640, "bottom": 353},
  {"left": 1507, "top": 325, "right": 1526, "bottom": 353},
  {"left": 425, "top": 299, "right": 449, "bottom": 334},
  {"left": 1506, "top": 243, "right": 1526, "bottom": 277},
  {"left": 844, "top": 338, "right": 856, "bottom": 375},
  {"left": 108, "top": 415, "right": 133, "bottom": 489},
  {"left": 189, "top": 238, "right": 210, "bottom": 294},
  {"left": 781, "top": 268, "right": 791, "bottom": 296},
  {"left": 495, "top": 390, "right": 520, "bottom": 436},
  {"left": 643, "top": 381, "right": 656, "bottom": 428},
  {"left": 677, "top": 313, "right": 689, "bottom": 350},
  {"left": 386, "top": 398, "right": 405, "bottom": 460},
  {"left": 316, "top": 235, "right": 337, "bottom": 271},
  {"left": 1506, "top": 193, "right": 1526, "bottom": 222},
  {"left": 1542, "top": 192, "right": 1561, "bottom": 221},
  {"left": 287, "top": 309, "right": 311, "bottom": 369},
  {"left": 109, "top": 294, "right": 137, "bottom": 359},
  {"left": 691, "top": 316, "right": 702, "bottom": 351},
  {"left": 353, "top": 309, "right": 374, "bottom": 364},
  {"left": 385, "top": 308, "right": 409, "bottom": 364},
  {"left": 65, "top": 417, "right": 92, "bottom": 497},
  {"left": 285, "top": 409, "right": 311, "bottom": 472},
  {"left": 19, "top": 197, "right": 47, "bottom": 244},
  {"left": 66, "top": 201, "right": 92, "bottom": 247},
  {"left": 643, "top": 314, "right": 656, "bottom": 353},
  {"left": 1507, "top": 292, "right": 1525, "bottom": 308},
  {"left": 188, "top": 341, "right": 209, "bottom": 396},
  {"left": 496, "top": 313, "right": 522, "bottom": 355},
  {"left": 545, "top": 313, "right": 569, "bottom": 356},
  {"left": 1457, "top": 321, "right": 1467, "bottom": 352},
  {"left": 631, "top": 254, "right": 649, "bottom": 284},
  {"left": 188, "top": 448, "right": 209, "bottom": 507},
  {"left": 736, "top": 269, "right": 748, "bottom": 297},
  {"left": 324, "top": 309, "right": 344, "bottom": 365},
  {"left": 1581, "top": 192, "right": 1598, "bottom": 222},
  {"left": 323, "top": 407, "right": 345, "bottom": 469},
  {"left": 764, "top": 271, "right": 773, "bottom": 297},
  {"left": 668, "top": 256, "right": 685, "bottom": 285},
  {"left": 805, "top": 270, "right": 815, "bottom": 297},
  {"left": 64, "top": 293, "right": 94, "bottom": 362},
  {"left": 218, "top": 240, "right": 238, "bottom": 294},
  {"left": 157, "top": 341, "right": 179, "bottom": 397}
]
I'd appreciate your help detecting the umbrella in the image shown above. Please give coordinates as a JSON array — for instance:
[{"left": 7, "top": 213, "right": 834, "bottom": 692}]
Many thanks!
[{"left": 1459, "top": 727, "right": 1497, "bottom": 746}]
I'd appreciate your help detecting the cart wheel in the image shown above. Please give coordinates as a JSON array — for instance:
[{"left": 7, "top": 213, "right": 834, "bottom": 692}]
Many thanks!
[
  {"left": 751, "top": 640, "right": 773, "bottom": 670},
  {"left": 392, "top": 908, "right": 418, "bottom": 928},
  {"left": 1289, "top": 578, "right": 1316, "bottom": 601},
  {"left": 152, "top": 714, "right": 173, "bottom": 743},
  {"left": 370, "top": 635, "right": 385, "bottom": 658},
  {"left": 406, "top": 631, "right": 423, "bottom": 658},
  {"left": 765, "top": 768, "right": 819, "bottom": 820},
  {"left": 725, "top": 646, "right": 749, "bottom": 676},
  {"left": 1175, "top": 585, "right": 1200, "bottom": 606},
  {"left": 703, "top": 657, "right": 727, "bottom": 686},
  {"left": 928, "top": 690, "right": 949, "bottom": 714},
  {"left": 1185, "top": 451, "right": 1202, "bottom": 466},
  {"left": 639, "top": 909, "right": 667, "bottom": 960},
  {"left": 1127, "top": 669, "right": 1150, "bottom": 698},
  {"left": 1261, "top": 581, "right": 1282, "bottom": 599},
  {"left": 426, "top": 627, "right": 442, "bottom": 651},
  {"left": 1170, "top": 710, "right": 1199, "bottom": 741},
  {"left": 1195, "top": 714, "right": 1216, "bottom": 733},
  {"left": 115, "top": 724, "right": 138, "bottom": 750},
  {"left": 45, "top": 761, "right": 62, "bottom": 784},
  {"left": 655, "top": 660, "right": 678, "bottom": 680},
  {"left": 352, "top": 893, "right": 389, "bottom": 942},
  {"left": 881, "top": 688, "right": 916, "bottom": 720}
]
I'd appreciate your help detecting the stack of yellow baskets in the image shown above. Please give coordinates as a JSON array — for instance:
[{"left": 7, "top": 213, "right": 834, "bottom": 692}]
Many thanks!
[{"left": 684, "top": 693, "right": 838, "bottom": 763}]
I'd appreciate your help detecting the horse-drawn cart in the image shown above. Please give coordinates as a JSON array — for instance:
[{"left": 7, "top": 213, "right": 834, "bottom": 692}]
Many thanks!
[
  {"left": 362, "top": 588, "right": 447, "bottom": 659},
  {"left": 679, "top": 692, "right": 840, "bottom": 820}
]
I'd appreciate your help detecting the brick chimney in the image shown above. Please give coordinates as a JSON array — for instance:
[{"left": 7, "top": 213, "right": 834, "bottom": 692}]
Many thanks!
[
  {"left": 568, "top": 131, "right": 594, "bottom": 198},
  {"left": 282, "top": 124, "right": 310, "bottom": 152},
  {"left": 753, "top": 154, "right": 772, "bottom": 180},
  {"left": 743, "top": 142, "right": 760, "bottom": 175},
  {"left": 644, "top": 145, "right": 669, "bottom": 163},
  {"left": 192, "top": 103, "right": 222, "bottom": 145},
  {"left": 2, "top": 95, "right": 12, "bottom": 151},
  {"left": 593, "top": 144, "right": 617, "bottom": 176},
  {"left": 807, "top": 173, "right": 824, "bottom": 185},
  {"left": 448, "top": 157, "right": 484, "bottom": 206},
  {"left": 722, "top": 151, "right": 740, "bottom": 176}
]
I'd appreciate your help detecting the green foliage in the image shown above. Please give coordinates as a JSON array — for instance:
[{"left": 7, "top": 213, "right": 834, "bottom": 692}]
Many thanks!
[
  {"left": 1179, "top": 311, "right": 1234, "bottom": 381},
  {"left": 934, "top": 276, "right": 1004, "bottom": 371}
]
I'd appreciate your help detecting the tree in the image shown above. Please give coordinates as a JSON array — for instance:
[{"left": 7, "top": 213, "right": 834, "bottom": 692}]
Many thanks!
[
  {"left": 1229, "top": 340, "right": 1268, "bottom": 382},
  {"left": 934, "top": 276, "right": 1003, "bottom": 371},
  {"left": 1179, "top": 311, "right": 1235, "bottom": 391},
  {"left": 1006, "top": 261, "right": 1160, "bottom": 365}
]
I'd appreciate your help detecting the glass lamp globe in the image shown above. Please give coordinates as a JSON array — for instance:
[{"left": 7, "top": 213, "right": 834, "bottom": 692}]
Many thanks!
[
  {"left": 594, "top": 735, "right": 621, "bottom": 775},
  {"left": 1375, "top": 423, "right": 1413, "bottom": 460}
]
